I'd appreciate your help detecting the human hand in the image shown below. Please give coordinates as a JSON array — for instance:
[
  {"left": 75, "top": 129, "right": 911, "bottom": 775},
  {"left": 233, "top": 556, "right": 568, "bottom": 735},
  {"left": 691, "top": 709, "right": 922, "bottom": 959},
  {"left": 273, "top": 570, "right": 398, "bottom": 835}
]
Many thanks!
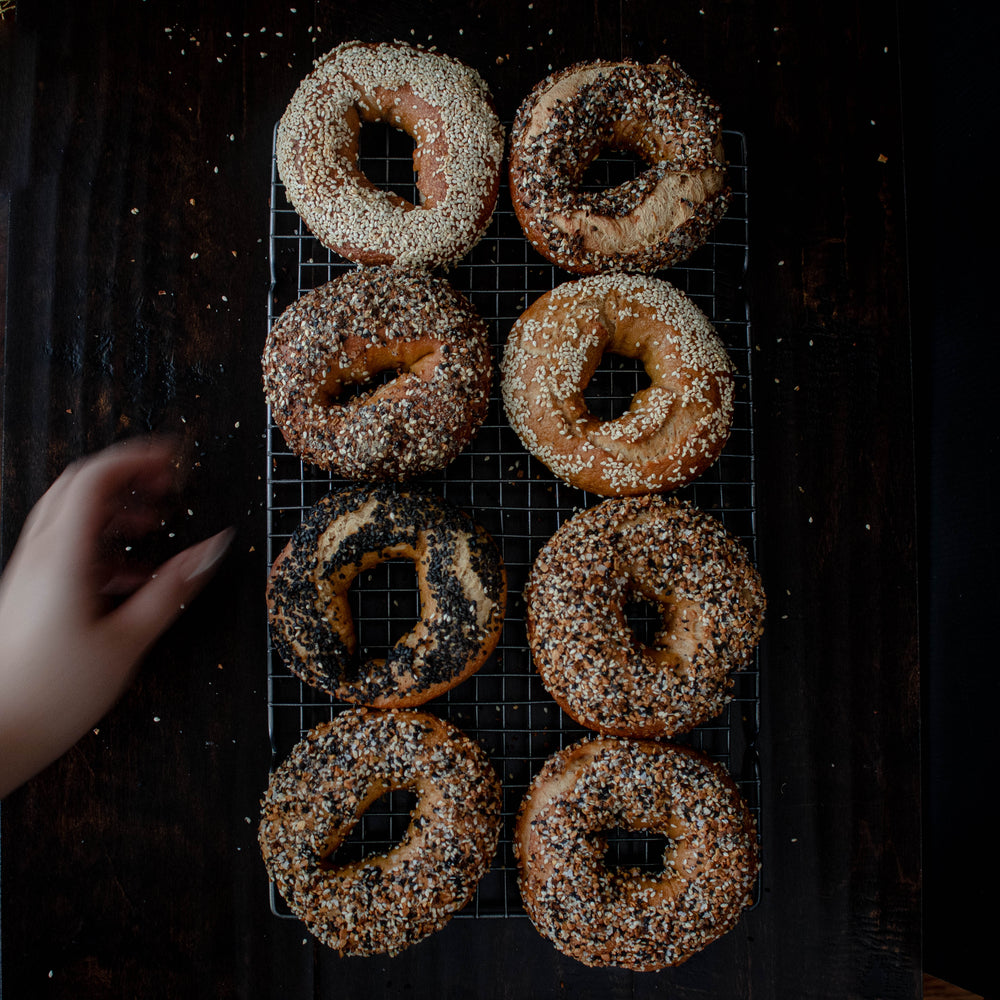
[{"left": 0, "top": 438, "right": 233, "bottom": 797}]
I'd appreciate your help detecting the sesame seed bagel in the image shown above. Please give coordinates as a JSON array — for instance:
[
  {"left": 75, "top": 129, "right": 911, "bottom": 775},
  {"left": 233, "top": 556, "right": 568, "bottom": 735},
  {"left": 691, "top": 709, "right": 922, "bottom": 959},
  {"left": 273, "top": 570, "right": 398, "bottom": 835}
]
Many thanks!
[
  {"left": 267, "top": 484, "right": 506, "bottom": 707},
  {"left": 525, "top": 496, "right": 765, "bottom": 737},
  {"left": 501, "top": 274, "right": 734, "bottom": 497},
  {"left": 515, "top": 737, "right": 759, "bottom": 970},
  {"left": 260, "top": 708, "right": 502, "bottom": 956},
  {"left": 508, "top": 57, "right": 729, "bottom": 274},
  {"left": 276, "top": 40, "right": 504, "bottom": 267},
  {"left": 263, "top": 268, "right": 492, "bottom": 480}
]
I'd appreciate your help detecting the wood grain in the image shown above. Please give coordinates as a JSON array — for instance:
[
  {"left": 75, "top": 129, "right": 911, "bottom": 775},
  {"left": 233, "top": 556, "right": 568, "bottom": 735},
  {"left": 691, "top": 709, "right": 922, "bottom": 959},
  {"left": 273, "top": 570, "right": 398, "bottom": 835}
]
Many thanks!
[{"left": 923, "top": 975, "right": 985, "bottom": 1000}]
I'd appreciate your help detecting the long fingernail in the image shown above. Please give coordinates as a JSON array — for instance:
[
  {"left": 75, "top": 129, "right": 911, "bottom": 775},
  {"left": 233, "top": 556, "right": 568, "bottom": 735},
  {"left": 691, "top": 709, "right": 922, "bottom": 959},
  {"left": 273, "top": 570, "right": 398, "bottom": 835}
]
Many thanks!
[{"left": 184, "top": 527, "right": 236, "bottom": 582}]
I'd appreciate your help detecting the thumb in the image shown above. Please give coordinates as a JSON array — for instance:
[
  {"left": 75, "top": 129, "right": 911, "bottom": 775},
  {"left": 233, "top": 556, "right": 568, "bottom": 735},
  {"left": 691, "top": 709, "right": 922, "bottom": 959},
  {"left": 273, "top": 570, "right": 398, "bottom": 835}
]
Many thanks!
[{"left": 105, "top": 527, "right": 235, "bottom": 660}]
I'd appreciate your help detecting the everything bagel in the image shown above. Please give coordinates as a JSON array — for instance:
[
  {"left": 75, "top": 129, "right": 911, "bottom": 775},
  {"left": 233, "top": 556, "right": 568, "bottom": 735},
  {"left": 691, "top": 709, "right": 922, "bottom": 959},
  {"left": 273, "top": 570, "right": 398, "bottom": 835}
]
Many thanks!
[
  {"left": 260, "top": 708, "right": 502, "bottom": 956},
  {"left": 525, "top": 495, "right": 765, "bottom": 738},
  {"left": 516, "top": 736, "right": 759, "bottom": 969},
  {"left": 263, "top": 267, "right": 492, "bottom": 480},
  {"left": 509, "top": 56, "right": 729, "bottom": 274}
]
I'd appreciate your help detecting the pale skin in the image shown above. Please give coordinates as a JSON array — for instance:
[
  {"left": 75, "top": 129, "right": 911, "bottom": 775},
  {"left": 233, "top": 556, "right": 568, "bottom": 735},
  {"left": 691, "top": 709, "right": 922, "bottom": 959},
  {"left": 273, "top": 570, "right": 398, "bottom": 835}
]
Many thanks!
[{"left": 0, "top": 438, "right": 233, "bottom": 798}]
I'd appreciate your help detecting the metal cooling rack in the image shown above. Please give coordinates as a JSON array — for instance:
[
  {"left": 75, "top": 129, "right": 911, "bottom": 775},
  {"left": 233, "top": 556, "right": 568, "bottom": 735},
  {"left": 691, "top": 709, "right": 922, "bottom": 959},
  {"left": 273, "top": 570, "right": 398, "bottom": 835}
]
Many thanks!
[{"left": 265, "top": 122, "right": 760, "bottom": 919}]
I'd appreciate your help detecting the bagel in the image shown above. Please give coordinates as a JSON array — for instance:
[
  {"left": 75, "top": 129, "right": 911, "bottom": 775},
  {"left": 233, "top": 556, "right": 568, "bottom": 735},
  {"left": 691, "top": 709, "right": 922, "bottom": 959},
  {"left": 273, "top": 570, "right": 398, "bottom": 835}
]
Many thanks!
[
  {"left": 508, "top": 56, "right": 729, "bottom": 274},
  {"left": 525, "top": 495, "right": 765, "bottom": 738},
  {"left": 501, "top": 274, "right": 734, "bottom": 497},
  {"left": 267, "top": 484, "right": 506, "bottom": 707},
  {"left": 515, "top": 736, "right": 759, "bottom": 970},
  {"left": 260, "top": 708, "right": 502, "bottom": 956},
  {"left": 263, "top": 267, "right": 492, "bottom": 480},
  {"left": 276, "top": 40, "right": 504, "bottom": 268}
]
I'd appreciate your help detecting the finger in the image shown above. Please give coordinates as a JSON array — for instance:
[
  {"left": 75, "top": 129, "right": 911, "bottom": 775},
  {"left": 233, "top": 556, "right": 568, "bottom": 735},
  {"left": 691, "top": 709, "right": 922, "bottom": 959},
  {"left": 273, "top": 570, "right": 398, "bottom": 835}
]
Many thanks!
[
  {"left": 65, "top": 437, "right": 182, "bottom": 538},
  {"left": 19, "top": 458, "right": 87, "bottom": 541},
  {"left": 22, "top": 437, "right": 178, "bottom": 547},
  {"left": 98, "top": 567, "right": 161, "bottom": 598},
  {"left": 16, "top": 439, "right": 181, "bottom": 583},
  {"left": 104, "top": 502, "right": 170, "bottom": 540},
  {"left": 101, "top": 527, "right": 235, "bottom": 661}
]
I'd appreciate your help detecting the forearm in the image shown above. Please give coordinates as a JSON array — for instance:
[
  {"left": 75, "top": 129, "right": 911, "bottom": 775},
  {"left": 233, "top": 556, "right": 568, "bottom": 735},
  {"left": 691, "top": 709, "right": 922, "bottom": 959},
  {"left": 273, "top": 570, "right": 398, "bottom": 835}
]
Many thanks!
[{"left": 0, "top": 643, "right": 136, "bottom": 797}]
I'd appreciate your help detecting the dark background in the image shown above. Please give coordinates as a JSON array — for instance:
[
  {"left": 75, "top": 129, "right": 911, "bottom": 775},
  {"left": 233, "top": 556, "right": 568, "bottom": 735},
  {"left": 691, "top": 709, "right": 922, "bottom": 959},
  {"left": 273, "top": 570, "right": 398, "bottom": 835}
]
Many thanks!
[
  {"left": 0, "top": 0, "right": 990, "bottom": 996},
  {"left": 909, "top": 2, "right": 998, "bottom": 996}
]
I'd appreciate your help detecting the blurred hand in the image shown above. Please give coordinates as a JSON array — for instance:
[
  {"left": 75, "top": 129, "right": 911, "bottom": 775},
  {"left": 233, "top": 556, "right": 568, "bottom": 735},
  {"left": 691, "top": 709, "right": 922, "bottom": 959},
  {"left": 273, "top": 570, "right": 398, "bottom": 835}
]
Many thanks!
[{"left": 0, "top": 438, "right": 233, "bottom": 797}]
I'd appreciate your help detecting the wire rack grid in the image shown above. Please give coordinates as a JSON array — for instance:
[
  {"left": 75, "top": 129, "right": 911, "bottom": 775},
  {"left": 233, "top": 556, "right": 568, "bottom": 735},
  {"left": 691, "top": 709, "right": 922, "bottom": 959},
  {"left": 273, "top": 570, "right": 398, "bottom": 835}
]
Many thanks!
[{"left": 265, "top": 122, "right": 759, "bottom": 919}]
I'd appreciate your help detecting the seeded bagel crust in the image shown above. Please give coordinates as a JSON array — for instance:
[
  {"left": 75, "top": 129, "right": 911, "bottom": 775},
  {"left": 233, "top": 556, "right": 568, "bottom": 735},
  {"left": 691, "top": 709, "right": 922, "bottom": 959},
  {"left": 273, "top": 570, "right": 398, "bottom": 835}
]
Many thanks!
[
  {"left": 501, "top": 274, "right": 734, "bottom": 497},
  {"left": 260, "top": 708, "right": 502, "bottom": 956},
  {"left": 509, "top": 56, "right": 729, "bottom": 274},
  {"left": 263, "top": 268, "right": 492, "bottom": 480},
  {"left": 267, "top": 484, "right": 506, "bottom": 707},
  {"left": 516, "top": 737, "right": 759, "bottom": 970},
  {"left": 277, "top": 40, "right": 504, "bottom": 268},
  {"left": 525, "top": 496, "right": 765, "bottom": 737}
]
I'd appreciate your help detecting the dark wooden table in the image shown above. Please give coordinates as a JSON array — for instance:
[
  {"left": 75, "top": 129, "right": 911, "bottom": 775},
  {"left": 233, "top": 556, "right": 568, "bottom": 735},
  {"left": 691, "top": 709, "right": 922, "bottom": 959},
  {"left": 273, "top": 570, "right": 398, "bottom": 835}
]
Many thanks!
[{"left": 1, "top": 1, "right": 925, "bottom": 997}]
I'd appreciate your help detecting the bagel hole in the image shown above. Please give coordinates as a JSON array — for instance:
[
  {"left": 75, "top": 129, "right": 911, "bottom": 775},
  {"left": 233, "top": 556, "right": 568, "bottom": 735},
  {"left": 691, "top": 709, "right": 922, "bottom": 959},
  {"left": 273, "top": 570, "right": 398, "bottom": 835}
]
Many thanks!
[
  {"left": 580, "top": 147, "right": 647, "bottom": 192},
  {"left": 623, "top": 594, "right": 664, "bottom": 648},
  {"left": 601, "top": 828, "right": 672, "bottom": 874},
  {"left": 325, "top": 368, "right": 399, "bottom": 405},
  {"left": 583, "top": 353, "right": 652, "bottom": 421},
  {"left": 357, "top": 118, "right": 420, "bottom": 203},
  {"left": 353, "top": 556, "right": 421, "bottom": 662},
  {"left": 324, "top": 787, "right": 421, "bottom": 868}
]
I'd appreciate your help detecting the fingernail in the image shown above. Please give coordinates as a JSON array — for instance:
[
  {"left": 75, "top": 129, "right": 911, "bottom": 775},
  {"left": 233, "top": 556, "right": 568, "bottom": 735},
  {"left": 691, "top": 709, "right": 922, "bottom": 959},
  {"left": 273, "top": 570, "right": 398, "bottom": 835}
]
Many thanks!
[{"left": 184, "top": 527, "right": 236, "bottom": 582}]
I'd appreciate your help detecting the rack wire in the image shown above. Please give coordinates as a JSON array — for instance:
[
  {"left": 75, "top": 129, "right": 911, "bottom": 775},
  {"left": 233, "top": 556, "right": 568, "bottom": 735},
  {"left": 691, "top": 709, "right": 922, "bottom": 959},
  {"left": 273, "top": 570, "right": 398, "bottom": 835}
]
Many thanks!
[{"left": 265, "top": 123, "right": 759, "bottom": 919}]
